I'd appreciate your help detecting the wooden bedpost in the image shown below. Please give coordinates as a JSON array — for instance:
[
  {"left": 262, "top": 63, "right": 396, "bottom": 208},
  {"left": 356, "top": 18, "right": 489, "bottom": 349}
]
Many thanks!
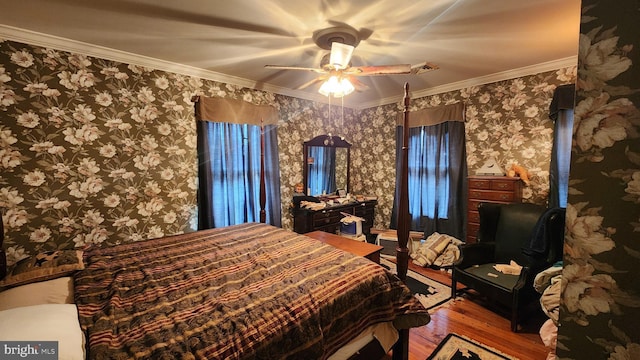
[
  {"left": 396, "top": 83, "right": 411, "bottom": 282},
  {"left": 0, "top": 211, "right": 5, "bottom": 279},
  {"left": 259, "top": 120, "right": 267, "bottom": 224},
  {"left": 392, "top": 83, "right": 411, "bottom": 360}
]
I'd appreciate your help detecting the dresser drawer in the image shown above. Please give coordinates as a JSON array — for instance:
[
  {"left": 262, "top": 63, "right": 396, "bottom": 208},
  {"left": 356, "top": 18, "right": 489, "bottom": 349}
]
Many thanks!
[
  {"left": 466, "top": 176, "right": 522, "bottom": 244},
  {"left": 468, "top": 178, "right": 492, "bottom": 189},
  {"left": 468, "top": 177, "right": 518, "bottom": 191},
  {"left": 468, "top": 189, "right": 517, "bottom": 202},
  {"left": 468, "top": 200, "right": 483, "bottom": 213},
  {"left": 467, "top": 210, "right": 480, "bottom": 224},
  {"left": 312, "top": 210, "right": 342, "bottom": 227},
  {"left": 467, "top": 222, "right": 480, "bottom": 240},
  {"left": 355, "top": 208, "right": 374, "bottom": 216},
  {"left": 490, "top": 179, "right": 516, "bottom": 191}
]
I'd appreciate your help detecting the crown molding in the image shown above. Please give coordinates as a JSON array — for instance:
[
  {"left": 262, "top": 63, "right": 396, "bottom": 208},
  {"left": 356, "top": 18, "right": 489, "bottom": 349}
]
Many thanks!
[
  {"left": 357, "top": 56, "right": 578, "bottom": 110},
  {"left": 0, "top": 24, "right": 330, "bottom": 105},
  {"left": 1, "top": 25, "right": 576, "bottom": 111}
]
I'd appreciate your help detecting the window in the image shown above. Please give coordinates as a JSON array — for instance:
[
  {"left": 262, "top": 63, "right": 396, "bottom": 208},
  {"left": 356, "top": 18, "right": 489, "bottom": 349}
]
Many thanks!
[
  {"left": 408, "top": 127, "right": 451, "bottom": 219},
  {"left": 197, "top": 122, "right": 281, "bottom": 228},
  {"left": 548, "top": 84, "right": 575, "bottom": 209},
  {"left": 550, "top": 109, "right": 573, "bottom": 208},
  {"left": 392, "top": 120, "right": 467, "bottom": 238}
]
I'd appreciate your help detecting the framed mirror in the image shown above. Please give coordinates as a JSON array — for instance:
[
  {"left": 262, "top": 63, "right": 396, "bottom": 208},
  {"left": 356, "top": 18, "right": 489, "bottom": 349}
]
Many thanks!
[{"left": 303, "top": 134, "right": 351, "bottom": 196}]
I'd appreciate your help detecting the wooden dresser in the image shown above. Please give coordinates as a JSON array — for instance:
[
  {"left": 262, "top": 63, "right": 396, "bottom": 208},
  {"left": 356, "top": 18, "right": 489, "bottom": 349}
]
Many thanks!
[
  {"left": 293, "top": 200, "right": 377, "bottom": 235},
  {"left": 466, "top": 176, "right": 522, "bottom": 243}
]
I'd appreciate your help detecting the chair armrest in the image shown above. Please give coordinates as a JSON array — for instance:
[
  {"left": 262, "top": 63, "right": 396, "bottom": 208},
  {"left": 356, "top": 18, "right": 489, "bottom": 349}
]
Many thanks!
[
  {"left": 455, "top": 242, "right": 496, "bottom": 268},
  {"left": 512, "top": 266, "right": 532, "bottom": 291},
  {"left": 525, "top": 255, "right": 555, "bottom": 277}
]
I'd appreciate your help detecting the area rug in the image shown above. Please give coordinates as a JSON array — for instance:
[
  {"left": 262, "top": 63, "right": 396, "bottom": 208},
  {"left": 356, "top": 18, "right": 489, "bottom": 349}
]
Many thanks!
[
  {"left": 380, "top": 257, "right": 451, "bottom": 310},
  {"left": 427, "top": 333, "right": 519, "bottom": 360}
]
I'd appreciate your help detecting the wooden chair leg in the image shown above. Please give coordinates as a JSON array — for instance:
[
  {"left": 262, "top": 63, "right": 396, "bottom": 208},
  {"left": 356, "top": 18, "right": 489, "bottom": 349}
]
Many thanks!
[
  {"left": 451, "top": 272, "right": 457, "bottom": 299},
  {"left": 510, "top": 306, "right": 519, "bottom": 332}
]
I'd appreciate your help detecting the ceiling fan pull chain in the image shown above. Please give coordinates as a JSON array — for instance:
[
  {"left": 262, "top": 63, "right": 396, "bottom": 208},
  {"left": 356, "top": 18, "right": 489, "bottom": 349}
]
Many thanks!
[
  {"left": 341, "top": 95, "right": 344, "bottom": 129},
  {"left": 328, "top": 93, "right": 332, "bottom": 128}
]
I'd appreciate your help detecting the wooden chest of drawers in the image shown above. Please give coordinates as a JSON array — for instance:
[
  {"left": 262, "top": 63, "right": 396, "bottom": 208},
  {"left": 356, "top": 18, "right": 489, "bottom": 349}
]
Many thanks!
[
  {"left": 466, "top": 176, "right": 522, "bottom": 243},
  {"left": 293, "top": 200, "right": 377, "bottom": 235}
]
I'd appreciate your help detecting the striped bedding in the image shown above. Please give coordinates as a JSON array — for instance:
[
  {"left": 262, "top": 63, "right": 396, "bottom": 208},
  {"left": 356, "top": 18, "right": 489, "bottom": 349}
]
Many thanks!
[{"left": 74, "top": 223, "right": 430, "bottom": 359}]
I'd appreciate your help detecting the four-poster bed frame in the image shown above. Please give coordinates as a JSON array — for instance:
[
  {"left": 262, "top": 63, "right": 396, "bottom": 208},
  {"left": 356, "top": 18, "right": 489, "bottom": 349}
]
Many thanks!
[{"left": 263, "top": 83, "right": 416, "bottom": 359}]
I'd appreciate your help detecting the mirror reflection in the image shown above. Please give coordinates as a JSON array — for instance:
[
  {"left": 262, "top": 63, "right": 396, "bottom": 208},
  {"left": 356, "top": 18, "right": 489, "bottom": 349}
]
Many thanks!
[{"left": 303, "top": 135, "right": 351, "bottom": 196}]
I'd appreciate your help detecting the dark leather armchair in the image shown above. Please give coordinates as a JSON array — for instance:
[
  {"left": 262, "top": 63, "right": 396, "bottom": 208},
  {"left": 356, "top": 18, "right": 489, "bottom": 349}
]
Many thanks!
[{"left": 451, "top": 202, "right": 565, "bottom": 331}]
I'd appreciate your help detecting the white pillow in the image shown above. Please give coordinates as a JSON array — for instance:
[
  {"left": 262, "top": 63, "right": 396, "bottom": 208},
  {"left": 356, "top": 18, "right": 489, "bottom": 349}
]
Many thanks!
[
  {"left": 0, "top": 277, "right": 74, "bottom": 311},
  {"left": 0, "top": 304, "right": 85, "bottom": 360}
]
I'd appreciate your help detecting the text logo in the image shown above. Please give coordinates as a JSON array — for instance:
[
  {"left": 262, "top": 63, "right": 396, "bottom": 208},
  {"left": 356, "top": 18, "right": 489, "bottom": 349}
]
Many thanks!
[{"left": 1, "top": 341, "right": 58, "bottom": 359}]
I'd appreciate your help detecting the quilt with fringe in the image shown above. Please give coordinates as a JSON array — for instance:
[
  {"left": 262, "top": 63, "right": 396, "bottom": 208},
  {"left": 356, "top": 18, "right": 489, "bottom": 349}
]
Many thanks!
[{"left": 75, "top": 223, "right": 429, "bottom": 360}]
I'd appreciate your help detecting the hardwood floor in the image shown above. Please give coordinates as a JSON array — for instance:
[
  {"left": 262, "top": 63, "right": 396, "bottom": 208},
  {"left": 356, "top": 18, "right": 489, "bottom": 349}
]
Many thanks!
[{"left": 397, "top": 260, "right": 551, "bottom": 360}]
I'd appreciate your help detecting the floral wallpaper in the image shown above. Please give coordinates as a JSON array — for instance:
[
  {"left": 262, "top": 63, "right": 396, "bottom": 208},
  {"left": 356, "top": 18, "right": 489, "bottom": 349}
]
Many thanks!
[
  {"left": 555, "top": 1, "right": 640, "bottom": 358},
  {"left": 0, "top": 41, "right": 202, "bottom": 264}
]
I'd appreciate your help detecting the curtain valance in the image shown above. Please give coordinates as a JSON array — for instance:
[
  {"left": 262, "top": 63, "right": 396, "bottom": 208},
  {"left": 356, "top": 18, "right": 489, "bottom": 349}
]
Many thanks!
[
  {"left": 194, "top": 96, "right": 278, "bottom": 125},
  {"left": 396, "top": 102, "right": 465, "bottom": 128},
  {"left": 549, "top": 83, "right": 576, "bottom": 121}
]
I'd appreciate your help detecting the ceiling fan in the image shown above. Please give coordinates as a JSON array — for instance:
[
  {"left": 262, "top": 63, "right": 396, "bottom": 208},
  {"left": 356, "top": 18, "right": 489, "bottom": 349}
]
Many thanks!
[{"left": 264, "top": 26, "right": 438, "bottom": 95}]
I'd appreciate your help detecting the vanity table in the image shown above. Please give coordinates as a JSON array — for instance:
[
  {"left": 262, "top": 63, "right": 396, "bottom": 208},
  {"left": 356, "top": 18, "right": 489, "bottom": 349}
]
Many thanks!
[
  {"left": 293, "top": 199, "right": 377, "bottom": 235},
  {"left": 295, "top": 134, "right": 377, "bottom": 234}
]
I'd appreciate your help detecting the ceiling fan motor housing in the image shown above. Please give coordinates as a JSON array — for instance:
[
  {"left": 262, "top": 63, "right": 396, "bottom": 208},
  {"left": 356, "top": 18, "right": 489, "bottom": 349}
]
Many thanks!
[{"left": 312, "top": 26, "right": 361, "bottom": 49}]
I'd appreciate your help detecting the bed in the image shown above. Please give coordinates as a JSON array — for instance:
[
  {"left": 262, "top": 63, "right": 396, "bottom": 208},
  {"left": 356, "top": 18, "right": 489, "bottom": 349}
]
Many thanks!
[{"left": 0, "top": 84, "right": 424, "bottom": 359}]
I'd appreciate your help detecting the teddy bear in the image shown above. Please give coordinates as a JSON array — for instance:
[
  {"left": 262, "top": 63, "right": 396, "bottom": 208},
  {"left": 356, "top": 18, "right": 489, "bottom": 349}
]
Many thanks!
[{"left": 507, "top": 163, "right": 530, "bottom": 185}]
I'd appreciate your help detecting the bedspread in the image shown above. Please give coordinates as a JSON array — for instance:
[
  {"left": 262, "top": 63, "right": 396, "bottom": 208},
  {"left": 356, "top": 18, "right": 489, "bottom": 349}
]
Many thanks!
[{"left": 74, "top": 223, "right": 429, "bottom": 359}]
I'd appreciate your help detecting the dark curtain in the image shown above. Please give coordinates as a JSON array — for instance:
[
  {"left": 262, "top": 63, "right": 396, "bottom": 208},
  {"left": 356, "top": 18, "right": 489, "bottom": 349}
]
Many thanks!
[
  {"left": 549, "top": 84, "right": 575, "bottom": 209},
  {"left": 391, "top": 121, "right": 468, "bottom": 239},
  {"left": 308, "top": 146, "right": 336, "bottom": 195},
  {"left": 197, "top": 122, "right": 281, "bottom": 229}
]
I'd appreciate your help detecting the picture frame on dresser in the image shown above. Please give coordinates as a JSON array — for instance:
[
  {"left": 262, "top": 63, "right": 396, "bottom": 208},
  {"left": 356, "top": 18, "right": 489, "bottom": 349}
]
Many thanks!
[{"left": 466, "top": 176, "right": 523, "bottom": 244}]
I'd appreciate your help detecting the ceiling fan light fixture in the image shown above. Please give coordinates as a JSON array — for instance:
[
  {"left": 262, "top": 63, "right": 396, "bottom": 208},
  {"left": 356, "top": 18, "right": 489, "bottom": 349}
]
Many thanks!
[
  {"left": 318, "top": 76, "right": 354, "bottom": 98},
  {"left": 338, "top": 77, "right": 355, "bottom": 96},
  {"left": 329, "top": 42, "right": 354, "bottom": 70}
]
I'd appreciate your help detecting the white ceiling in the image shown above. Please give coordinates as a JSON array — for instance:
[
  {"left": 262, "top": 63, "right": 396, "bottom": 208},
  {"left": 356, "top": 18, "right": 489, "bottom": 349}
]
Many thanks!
[{"left": 0, "top": 0, "right": 581, "bottom": 108}]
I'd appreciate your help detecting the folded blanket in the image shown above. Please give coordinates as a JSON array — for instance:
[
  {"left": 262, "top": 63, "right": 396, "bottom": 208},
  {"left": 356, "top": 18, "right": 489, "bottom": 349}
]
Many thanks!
[
  {"left": 534, "top": 263, "right": 563, "bottom": 293},
  {"left": 534, "top": 263, "right": 562, "bottom": 325},
  {"left": 540, "top": 275, "right": 561, "bottom": 324},
  {"left": 432, "top": 242, "right": 461, "bottom": 268},
  {"left": 411, "top": 232, "right": 462, "bottom": 268}
]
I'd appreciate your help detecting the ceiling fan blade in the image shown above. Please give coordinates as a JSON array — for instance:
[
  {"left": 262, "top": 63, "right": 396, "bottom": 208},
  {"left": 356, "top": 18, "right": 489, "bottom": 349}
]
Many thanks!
[
  {"left": 345, "top": 64, "right": 411, "bottom": 76},
  {"left": 61, "top": 1, "right": 296, "bottom": 37},
  {"left": 296, "top": 76, "right": 326, "bottom": 90},
  {"left": 349, "top": 77, "right": 370, "bottom": 92},
  {"left": 411, "top": 62, "right": 440, "bottom": 74},
  {"left": 264, "top": 65, "right": 326, "bottom": 74},
  {"left": 329, "top": 42, "right": 354, "bottom": 70}
]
